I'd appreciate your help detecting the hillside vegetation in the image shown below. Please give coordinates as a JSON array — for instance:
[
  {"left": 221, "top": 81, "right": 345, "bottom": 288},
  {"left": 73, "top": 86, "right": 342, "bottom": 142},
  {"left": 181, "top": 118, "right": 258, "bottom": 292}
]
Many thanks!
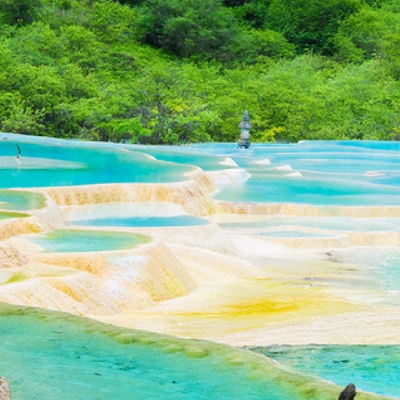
[{"left": 0, "top": 0, "right": 400, "bottom": 143}]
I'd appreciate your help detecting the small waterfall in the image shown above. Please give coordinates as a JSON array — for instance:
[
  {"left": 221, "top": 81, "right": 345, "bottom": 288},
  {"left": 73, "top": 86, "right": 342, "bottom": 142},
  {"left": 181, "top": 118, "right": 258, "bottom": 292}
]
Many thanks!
[
  {"left": 205, "top": 168, "right": 251, "bottom": 189},
  {"left": 42, "top": 179, "right": 216, "bottom": 216},
  {"left": 219, "top": 157, "right": 238, "bottom": 167},
  {"left": 273, "top": 164, "right": 293, "bottom": 171}
]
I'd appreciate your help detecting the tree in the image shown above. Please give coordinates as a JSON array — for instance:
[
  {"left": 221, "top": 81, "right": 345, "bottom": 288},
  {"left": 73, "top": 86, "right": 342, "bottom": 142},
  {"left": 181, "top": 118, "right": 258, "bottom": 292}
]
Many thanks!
[
  {"left": 0, "top": 0, "right": 43, "bottom": 26},
  {"left": 229, "top": 0, "right": 272, "bottom": 29},
  {"left": 137, "top": 0, "right": 242, "bottom": 63},
  {"left": 266, "top": 0, "right": 361, "bottom": 55},
  {"left": 333, "top": 8, "right": 400, "bottom": 64}
]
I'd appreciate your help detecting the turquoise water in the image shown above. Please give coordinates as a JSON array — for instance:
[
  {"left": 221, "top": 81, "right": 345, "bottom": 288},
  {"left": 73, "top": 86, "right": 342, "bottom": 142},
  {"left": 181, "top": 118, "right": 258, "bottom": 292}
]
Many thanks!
[
  {"left": 214, "top": 173, "right": 400, "bottom": 205},
  {"left": 138, "top": 141, "right": 400, "bottom": 205},
  {"left": 1, "top": 135, "right": 400, "bottom": 206},
  {"left": 71, "top": 215, "right": 210, "bottom": 228},
  {"left": 249, "top": 345, "right": 400, "bottom": 399},
  {"left": 0, "top": 135, "right": 191, "bottom": 188},
  {"left": 0, "top": 189, "right": 46, "bottom": 210},
  {"left": 0, "top": 303, "right": 339, "bottom": 400},
  {"left": 333, "top": 248, "right": 400, "bottom": 295},
  {"left": 218, "top": 216, "right": 400, "bottom": 232},
  {"left": 23, "top": 229, "right": 151, "bottom": 252}
]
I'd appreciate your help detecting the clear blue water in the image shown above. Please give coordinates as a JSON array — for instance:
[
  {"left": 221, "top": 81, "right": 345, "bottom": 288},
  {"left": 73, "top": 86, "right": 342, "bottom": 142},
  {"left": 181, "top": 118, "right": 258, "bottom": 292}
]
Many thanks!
[
  {"left": 1, "top": 135, "right": 400, "bottom": 206},
  {"left": 249, "top": 345, "right": 400, "bottom": 399},
  {"left": 0, "top": 303, "right": 336, "bottom": 400},
  {"left": 0, "top": 135, "right": 191, "bottom": 188},
  {"left": 23, "top": 229, "right": 151, "bottom": 252},
  {"left": 71, "top": 215, "right": 210, "bottom": 228},
  {"left": 137, "top": 141, "right": 400, "bottom": 205}
]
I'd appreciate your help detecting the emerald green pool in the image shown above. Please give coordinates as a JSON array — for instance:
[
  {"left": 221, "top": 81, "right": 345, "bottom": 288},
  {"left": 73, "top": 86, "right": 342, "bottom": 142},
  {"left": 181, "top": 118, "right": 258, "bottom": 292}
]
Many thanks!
[
  {"left": 0, "top": 211, "right": 29, "bottom": 220},
  {"left": 249, "top": 345, "right": 400, "bottom": 399},
  {"left": 0, "top": 304, "right": 345, "bottom": 400}
]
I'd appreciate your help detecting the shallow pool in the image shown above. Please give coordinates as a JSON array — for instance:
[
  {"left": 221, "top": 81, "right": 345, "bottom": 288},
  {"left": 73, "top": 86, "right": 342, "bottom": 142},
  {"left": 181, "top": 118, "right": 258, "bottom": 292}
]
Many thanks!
[
  {"left": 249, "top": 345, "right": 400, "bottom": 399},
  {"left": 0, "top": 211, "right": 29, "bottom": 220},
  {"left": 0, "top": 303, "right": 343, "bottom": 400},
  {"left": 2, "top": 135, "right": 400, "bottom": 206},
  {"left": 23, "top": 229, "right": 151, "bottom": 253},
  {"left": 0, "top": 190, "right": 46, "bottom": 210},
  {"left": 71, "top": 215, "right": 210, "bottom": 228},
  {"left": 333, "top": 247, "right": 400, "bottom": 294}
]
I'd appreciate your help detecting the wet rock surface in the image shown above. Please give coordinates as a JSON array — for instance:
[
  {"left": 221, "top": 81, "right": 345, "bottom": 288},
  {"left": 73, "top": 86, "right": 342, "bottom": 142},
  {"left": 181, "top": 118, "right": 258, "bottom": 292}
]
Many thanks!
[
  {"left": 0, "top": 377, "right": 11, "bottom": 400},
  {"left": 339, "top": 383, "right": 356, "bottom": 400}
]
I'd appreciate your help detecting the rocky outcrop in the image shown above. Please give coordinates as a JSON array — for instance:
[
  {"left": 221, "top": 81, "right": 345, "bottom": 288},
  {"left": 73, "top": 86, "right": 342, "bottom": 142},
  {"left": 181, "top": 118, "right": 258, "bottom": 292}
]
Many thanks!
[
  {"left": 339, "top": 383, "right": 356, "bottom": 400},
  {"left": 0, "top": 377, "right": 11, "bottom": 400}
]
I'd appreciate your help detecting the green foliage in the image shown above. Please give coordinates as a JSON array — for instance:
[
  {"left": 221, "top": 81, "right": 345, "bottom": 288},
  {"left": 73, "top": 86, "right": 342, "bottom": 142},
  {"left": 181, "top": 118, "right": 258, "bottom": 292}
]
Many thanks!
[
  {"left": 0, "top": 0, "right": 43, "bottom": 26},
  {"left": 267, "top": 0, "right": 361, "bottom": 55},
  {"left": 246, "top": 29, "right": 296, "bottom": 59},
  {"left": 333, "top": 7, "right": 400, "bottom": 64},
  {"left": 0, "top": 93, "right": 45, "bottom": 135},
  {"left": 230, "top": 0, "right": 272, "bottom": 29},
  {"left": 137, "top": 0, "right": 247, "bottom": 63},
  {"left": 0, "top": 0, "right": 399, "bottom": 143},
  {"left": 223, "top": 0, "right": 250, "bottom": 6}
]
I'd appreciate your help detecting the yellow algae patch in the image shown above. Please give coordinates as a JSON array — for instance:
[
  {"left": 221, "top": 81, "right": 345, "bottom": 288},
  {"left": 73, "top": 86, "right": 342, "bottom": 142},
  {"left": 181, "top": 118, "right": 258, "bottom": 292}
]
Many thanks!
[
  {"left": 148, "top": 264, "right": 191, "bottom": 301},
  {"left": 183, "top": 345, "right": 208, "bottom": 358},
  {"left": 114, "top": 332, "right": 140, "bottom": 345},
  {"left": 0, "top": 217, "right": 44, "bottom": 240},
  {"left": 171, "top": 286, "right": 348, "bottom": 324},
  {"left": 0, "top": 211, "right": 29, "bottom": 220},
  {"left": 137, "top": 242, "right": 196, "bottom": 302},
  {"left": 35, "top": 252, "right": 109, "bottom": 275},
  {"left": 0, "top": 271, "right": 27, "bottom": 284},
  {"left": 43, "top": 274, "right": 121, "bottom": 315},
  {"left": 141, "top": 278, "right": 360, "bottom": 341},
  {"left": 161, "top": 343, "right": 182, "bottom": 354}
]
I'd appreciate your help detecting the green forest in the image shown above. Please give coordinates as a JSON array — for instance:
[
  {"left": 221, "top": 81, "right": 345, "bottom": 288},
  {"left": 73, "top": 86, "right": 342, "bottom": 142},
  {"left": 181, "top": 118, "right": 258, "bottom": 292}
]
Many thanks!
[{"left": 1, "top": 0, "right": 400, "bottom": 144}]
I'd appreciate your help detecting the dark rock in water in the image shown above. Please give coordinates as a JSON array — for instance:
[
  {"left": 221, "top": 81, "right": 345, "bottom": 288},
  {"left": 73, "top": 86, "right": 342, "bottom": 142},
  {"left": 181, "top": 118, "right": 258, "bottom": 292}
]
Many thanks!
[
  {"left": 339, "top": 383, "right": 356, "bottom": 400},
  {"left": 0, "top": 377, "right": 11, "bottom": 400}
]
